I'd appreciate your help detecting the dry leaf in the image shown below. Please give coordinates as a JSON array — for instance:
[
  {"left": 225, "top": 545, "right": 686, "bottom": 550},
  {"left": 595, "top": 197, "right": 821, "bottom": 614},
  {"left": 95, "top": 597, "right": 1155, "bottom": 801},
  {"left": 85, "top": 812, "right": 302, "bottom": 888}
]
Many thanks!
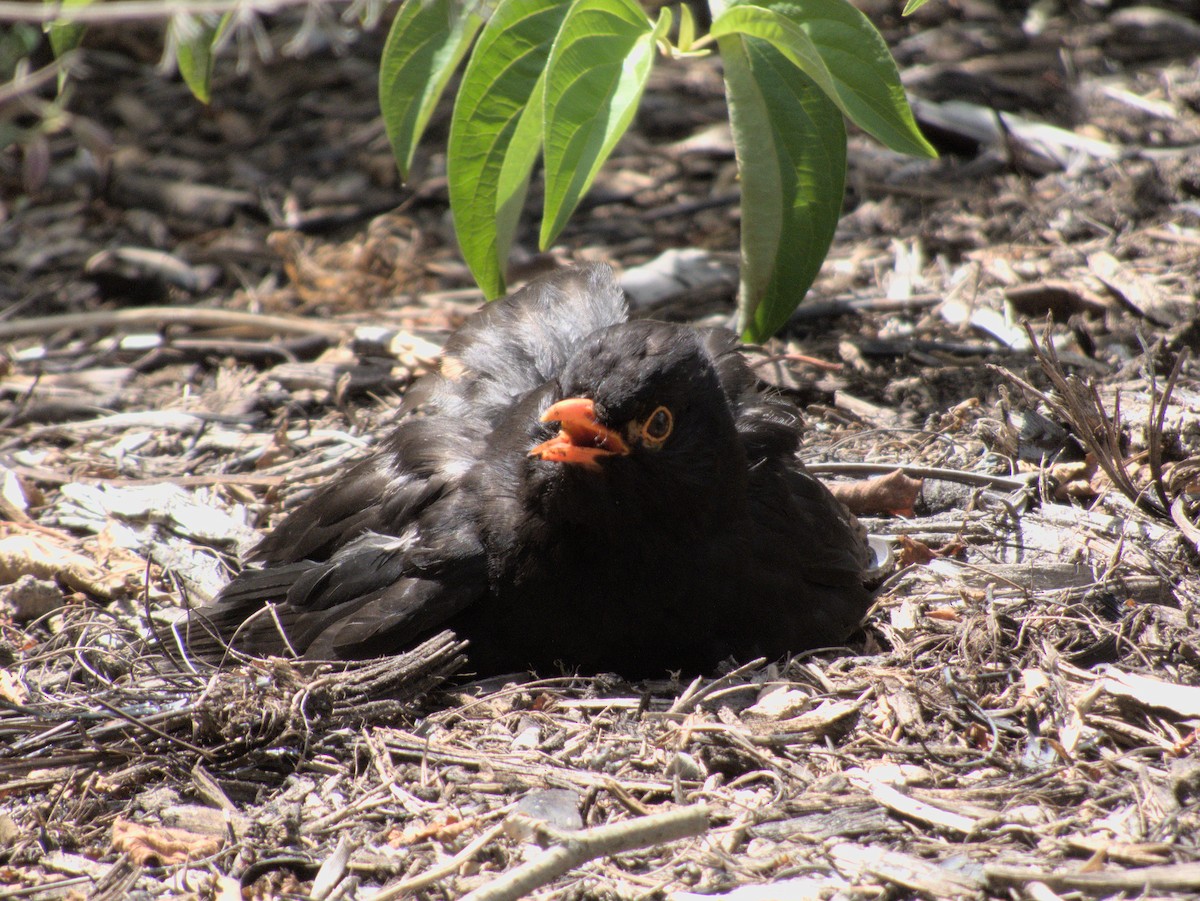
[
  {"left": 387, "top": 814, "right": 469, "bottom": 848},
  {"left": 896, "top": 536, "right": 935, "bottom": 566},
  {"left": 0, "top": 532, "right": 131, "bottom": 600},
  {"left": 111, "top": 818, "right": 223, "bottom": 866},
  {"left": 1171, "top": 727, "right": 1200, "bottom": 756},
  {"left": 964, "top": 722, "right": 991, "bottom": 749},
  {"left": 925, "top": 607, "right": 962, "bottom": 622},
  {"left": 0, "top": 466, "right": 34, "bottom": 524},
  {"left": 1100, "top": 667, "right": 1200, "bottom": 717},
  {"left": 745, "top": 687, "right": 810, "bottom": 719},
  {"left": 829, "top": 470, "right": 922, "bottom": 517},
  {"left": 776, "top": 699, "right": 860, "bottom": 733},
  {"left": 0, "top": 670, "right": 27, "bottom": 705},
  {"left": 896, "top": 536, "right": 966, "bottom": 568},
  {"left": 1052, "top": 456, "right": 1099, "bottom": 501}
]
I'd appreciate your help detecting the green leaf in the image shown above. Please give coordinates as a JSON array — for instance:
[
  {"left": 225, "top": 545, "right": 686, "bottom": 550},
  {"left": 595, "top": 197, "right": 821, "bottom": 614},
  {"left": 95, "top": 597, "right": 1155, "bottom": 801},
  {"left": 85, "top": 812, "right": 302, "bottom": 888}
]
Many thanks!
[
  {"left": 173, "top": 13, "right": 229, "bottom": 104},
  {"left": 710, "top": 5, "right": 841, "bottom": 110},
  {"left": 902, "top": 0, "right": 933, "bottom": 13},
  {"left": 44, "top": 0, "right": 93, "bottom": 91},
  {"left": 380, "top": 0, "right": 484, "bottom": 181},
  {"left": 449, "top": 0, "right": 570, "bottom": 298},
  {"left": 678, "top": 3, "right": 696, "bottom": 51},
  {"left": 540, "top": 0, "right": 655, "bottom": 248},
  {"left": 0, "top": 24, "right": 41, "bottom": 82},
  {"left": 652, "top": 5, "right": 673, "bottom": 45},
  {"left": 718, "top": 29, "right": 846, "bottom": 341},
  {"left": 721, "top": 0, "right": 935, "bottom": 158},
  {"left": 44, "top": 0, "right": 91, "bottom": 59}
]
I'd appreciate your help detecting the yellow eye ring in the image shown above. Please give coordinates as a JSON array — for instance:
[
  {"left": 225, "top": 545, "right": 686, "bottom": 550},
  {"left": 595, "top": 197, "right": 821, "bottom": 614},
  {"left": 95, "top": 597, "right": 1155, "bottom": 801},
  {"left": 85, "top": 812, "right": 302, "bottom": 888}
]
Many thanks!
[{"left": 639, "top": 406, "right": 673, "bottom": 446}]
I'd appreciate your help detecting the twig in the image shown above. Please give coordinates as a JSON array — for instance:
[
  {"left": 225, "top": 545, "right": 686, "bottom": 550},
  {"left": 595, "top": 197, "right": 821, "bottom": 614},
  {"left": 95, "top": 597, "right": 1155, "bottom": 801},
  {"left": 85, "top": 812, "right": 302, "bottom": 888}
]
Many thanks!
[
  {"left": 998, "top": 324, "right": 1168, "bottom": 517},
  {"left": 0, "top": 875, "right": 95, "bottom": 898},
  {"left": 668, "top": 659, "right": 766, "bottom": 715},
  {"left": 1170, "top": 497, "right": 1200, "bottom": 551},
  {"left": 87, "top": 696, "right": 214, "bottom": 760},
  {"left": 0, "top": 0, "right": 320, "bottom": 24},
  {"left": 750, "top": 352, "right": 842, "bottom": 372},
  {"left": 986, "top": 861, "right": 1200, "bottom": 893},
  {"left": 459, "top": 806, "right": 710, "bottom": 901},
  {"left": 0, "top": 307, "right": 349, "bottom": 341},
  {"left": 846, "top": 768, "right": 978, "bottom": 835},
  {"left": 1144, "top": 342, "right": 1187, "bottom": 514},
  {"left": 0, "top": 59, "right": 64, "bottom": 106},
  {"left": 806, "top": 462, "right": 1035, "bottom": 492},
  {"left": 6, "top": 465, "right": 287, "bottom": 489},
  {"left": 786, "top": 293, "right": 942, "bottom": 322},
  {"left": 370, "top": 821, "right": 510, "bottom": 901}
]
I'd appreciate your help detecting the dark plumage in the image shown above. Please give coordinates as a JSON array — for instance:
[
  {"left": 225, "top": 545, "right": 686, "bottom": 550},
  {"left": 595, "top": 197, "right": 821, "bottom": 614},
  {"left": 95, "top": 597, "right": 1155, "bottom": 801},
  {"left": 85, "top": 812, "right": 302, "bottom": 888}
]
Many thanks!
[{"left": 189, "top": 264, "right": 873, "bottom": 676}]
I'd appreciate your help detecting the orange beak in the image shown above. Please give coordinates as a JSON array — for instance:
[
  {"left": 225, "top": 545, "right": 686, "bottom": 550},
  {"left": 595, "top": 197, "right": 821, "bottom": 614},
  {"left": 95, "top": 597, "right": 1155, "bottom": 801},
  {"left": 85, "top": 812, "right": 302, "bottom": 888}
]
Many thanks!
[{"left": 529, "top": 398, "right": 630, "bottom": 470}]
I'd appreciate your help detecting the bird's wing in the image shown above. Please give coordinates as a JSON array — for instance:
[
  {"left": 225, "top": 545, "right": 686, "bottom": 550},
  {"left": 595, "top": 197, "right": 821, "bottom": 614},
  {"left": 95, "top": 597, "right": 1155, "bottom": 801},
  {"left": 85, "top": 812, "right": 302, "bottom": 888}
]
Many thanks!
[
  {"left": 192, "top": 392, "right": 492, "bottom": 658},
  {"left": 189, "top": 491, "right": 487, "bottom": 660},
  {"left": 250, "top": 414, "right": 473, "bottom": 566},
  {"left": 711, "top": 334, "right": 872, "bottom": 643},
  {"left": 760, "top": 463, "right": 870, "bottom": 586},
  {"left": 732, "top": 370, "right": 868, "bottom": 586},
  {"left": 742, "top": 457, "right": 873, "bottom": 648}
]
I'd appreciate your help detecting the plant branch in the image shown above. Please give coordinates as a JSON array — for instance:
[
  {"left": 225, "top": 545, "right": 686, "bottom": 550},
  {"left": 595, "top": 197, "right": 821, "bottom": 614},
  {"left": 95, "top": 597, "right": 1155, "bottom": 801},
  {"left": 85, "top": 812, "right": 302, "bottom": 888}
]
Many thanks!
[
  {"left": 0, "top": 0, "right": 326, "bottom": 25},
  {"left": 459, "top": 806, "right": 710, "bottom": 901}
]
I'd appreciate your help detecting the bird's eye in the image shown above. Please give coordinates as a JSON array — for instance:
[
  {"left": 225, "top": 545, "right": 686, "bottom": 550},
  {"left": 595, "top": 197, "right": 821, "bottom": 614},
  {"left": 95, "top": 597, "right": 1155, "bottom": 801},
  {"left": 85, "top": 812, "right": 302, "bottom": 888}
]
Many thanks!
[{"left": 639, "top": 406, "right": 673, "bottom": 446}]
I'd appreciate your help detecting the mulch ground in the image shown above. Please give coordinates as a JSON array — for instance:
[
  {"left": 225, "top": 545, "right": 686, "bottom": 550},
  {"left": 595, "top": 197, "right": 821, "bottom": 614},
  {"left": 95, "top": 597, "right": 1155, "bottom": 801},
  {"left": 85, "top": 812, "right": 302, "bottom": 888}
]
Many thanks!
[{"left": 4, "top": 1, "right": 1200, "bottom": 898}]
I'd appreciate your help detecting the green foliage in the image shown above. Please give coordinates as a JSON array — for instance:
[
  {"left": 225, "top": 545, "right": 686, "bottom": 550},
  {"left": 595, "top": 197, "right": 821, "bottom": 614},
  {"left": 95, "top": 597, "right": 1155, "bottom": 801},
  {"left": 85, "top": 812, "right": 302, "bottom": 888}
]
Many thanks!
[
  {"left": 44, "top": 0, "right": 92, "bottom": 60},
  {"left": 447, "top": 0, "right": 570, "bottom": 298},
  {"left": 380, "top": 0, "right": 484, "bottom": 179},
  {"left": 381, "top": 0, "right": 935, "bottom": 340},
  {"left": 539, "top": 0, "right": 659, "bottom": 250},
  {"left": 0, "top": 24, "right": 42, "bottom": 82},
  {"left": 719, "top": 30, "right": 845, "bottom": 340},
  {"left": 30, "top": 0, "right": 935, "bottom": 340},
  {"left": 41, "top": 0, "right": 230, "bottom": 104},
  {"left": 174, "top": 14, "right": 231, "bottom": 105},
  {"left": 43, "top": 0, "right": 93, "bottom": 91}
]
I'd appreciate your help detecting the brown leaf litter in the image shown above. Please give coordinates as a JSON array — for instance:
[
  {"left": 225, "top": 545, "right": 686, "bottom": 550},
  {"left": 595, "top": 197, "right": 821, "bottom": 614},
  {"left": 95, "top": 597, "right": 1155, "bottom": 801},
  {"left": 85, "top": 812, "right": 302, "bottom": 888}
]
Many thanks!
[
  {"left": 6, "top": 1, "right": 1200, "bottom": 898},
  {"left": 2, "top": 308, "right": 1199, "bottom": 898}
]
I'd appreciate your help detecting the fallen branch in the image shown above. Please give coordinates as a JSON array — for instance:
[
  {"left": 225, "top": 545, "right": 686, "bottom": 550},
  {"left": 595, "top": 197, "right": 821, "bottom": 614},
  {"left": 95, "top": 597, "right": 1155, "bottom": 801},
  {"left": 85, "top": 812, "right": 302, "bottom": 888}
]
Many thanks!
[
  {"left": 460, "top": 806, "right": 710, "bottom": 901},
  {"left": 807, "top": 462, "right": 1034, "bottom": 492},
  {"left": 987, "top": 861, "right": 1200, "bottom": 893},
  {"left": 371, "top": 821, "right": 510, "bottom": 901},
  {"left": 668, "top": 660, "right": 766, "bottom": 715},
  {"left": 0, "top": 308, "right": 349, "bottom": 341}
]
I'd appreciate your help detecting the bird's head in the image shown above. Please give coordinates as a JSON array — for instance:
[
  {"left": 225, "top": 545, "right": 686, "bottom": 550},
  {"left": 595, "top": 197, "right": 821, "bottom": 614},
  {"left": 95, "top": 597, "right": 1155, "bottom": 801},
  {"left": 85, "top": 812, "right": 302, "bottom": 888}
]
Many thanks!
[{"left": 527, "top": 321, "right": 746, "bottom": 506}]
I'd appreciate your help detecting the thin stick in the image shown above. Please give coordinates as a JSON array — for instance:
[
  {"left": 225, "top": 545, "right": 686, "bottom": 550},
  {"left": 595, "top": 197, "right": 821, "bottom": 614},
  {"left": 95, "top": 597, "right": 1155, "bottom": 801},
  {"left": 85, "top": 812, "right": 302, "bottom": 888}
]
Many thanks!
[
  {"left": 460, "top": 806, "right": 710, "bottom": 901},
  {"left": 806, "top": 462, "right": 1034, "bottom": 492},
  {"left": 0, "top": 307, "right": 349, "bottom": 341},
  {"left": 750, "top": 352, "right": 842, "bottom": 372},
  {"left": 0, "top": 0, "right": 318, "bottom": 24},
  {"left": 370, "top": 821, "right": 510, "bottom": 901},
  {"left": 1149, "top": 346, "right": 1188, "bottom": 514},
  {"left": 667, "top": 659, "right": 766, "bottom": 715},
  {"left": 87, "top": 696, "right": 213, "bottom": 760}
]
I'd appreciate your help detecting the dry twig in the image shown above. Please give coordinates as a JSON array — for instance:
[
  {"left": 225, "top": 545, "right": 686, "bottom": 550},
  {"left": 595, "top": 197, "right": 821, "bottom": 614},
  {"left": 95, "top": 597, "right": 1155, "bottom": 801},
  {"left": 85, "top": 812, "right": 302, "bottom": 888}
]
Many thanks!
[{"left": 459, "top": 806, "right": 710, "bottom": 901}]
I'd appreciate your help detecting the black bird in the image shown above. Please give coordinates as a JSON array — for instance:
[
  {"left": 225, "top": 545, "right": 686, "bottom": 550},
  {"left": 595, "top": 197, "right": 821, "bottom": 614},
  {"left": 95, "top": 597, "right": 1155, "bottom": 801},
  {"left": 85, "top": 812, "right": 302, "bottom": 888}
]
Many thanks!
[{"left": 190, "top": 264, "right": 872, "bottom": 676}]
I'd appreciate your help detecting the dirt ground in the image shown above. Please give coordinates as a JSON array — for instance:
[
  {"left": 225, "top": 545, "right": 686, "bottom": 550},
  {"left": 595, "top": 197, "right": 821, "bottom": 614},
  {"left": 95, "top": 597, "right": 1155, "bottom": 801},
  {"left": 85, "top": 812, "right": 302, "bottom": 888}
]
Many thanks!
[{"left": 4, "top": 1, "right": 1200, "bottom": 898}]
